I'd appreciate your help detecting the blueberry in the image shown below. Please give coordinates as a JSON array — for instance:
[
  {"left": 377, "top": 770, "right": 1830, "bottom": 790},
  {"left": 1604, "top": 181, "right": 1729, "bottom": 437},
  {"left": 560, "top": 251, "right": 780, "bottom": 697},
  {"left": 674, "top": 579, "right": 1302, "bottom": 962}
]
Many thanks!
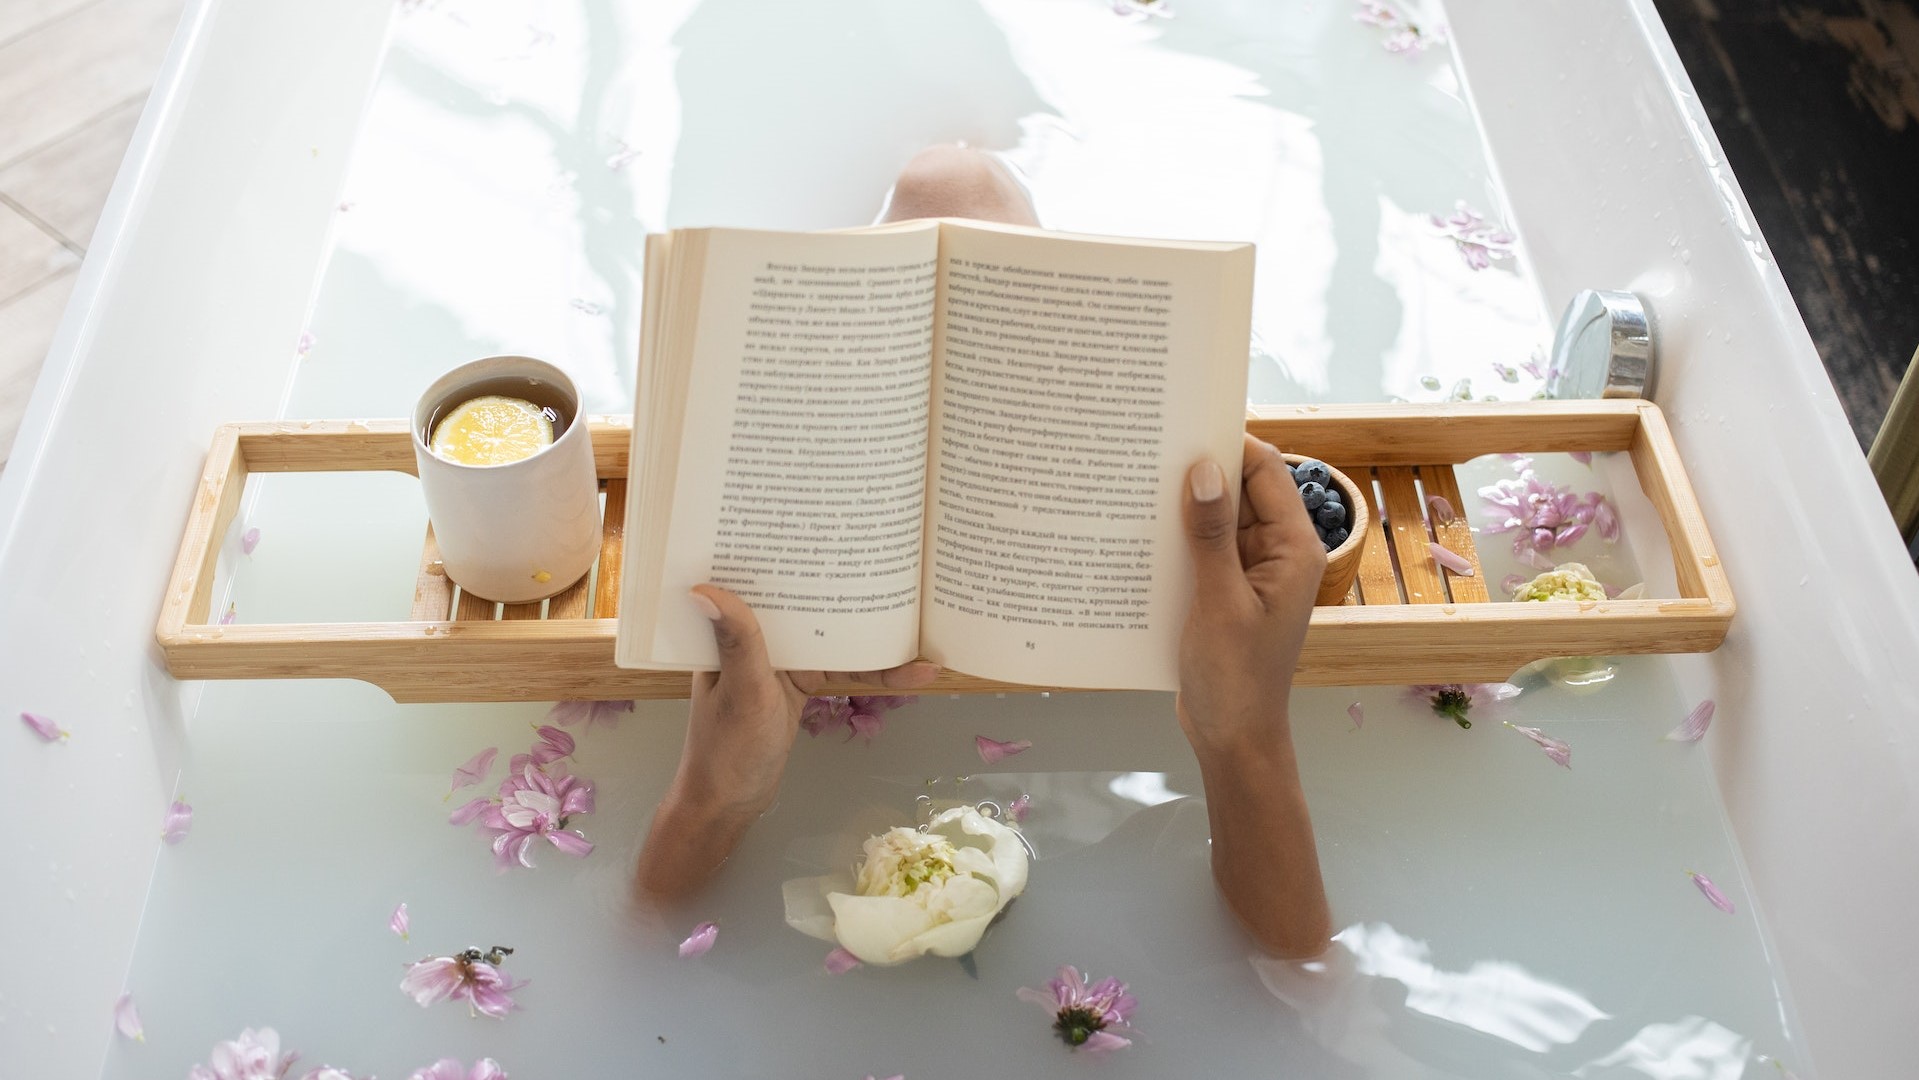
[
  {"left": 1295, "top": 460, "right": 1333, "bottom": 488},
  {"left": 1316, "top": 503, "right": 1347, "bottom": 530},
  {"left": 1321, "top": 486, "right": 1343, "bottom": 507},
  {"left": 1299, "top": 481, "right": 1327, "bottom": 511},
  {"left": 1326, "top": 526, "right": 1351, "bottom": 548}
]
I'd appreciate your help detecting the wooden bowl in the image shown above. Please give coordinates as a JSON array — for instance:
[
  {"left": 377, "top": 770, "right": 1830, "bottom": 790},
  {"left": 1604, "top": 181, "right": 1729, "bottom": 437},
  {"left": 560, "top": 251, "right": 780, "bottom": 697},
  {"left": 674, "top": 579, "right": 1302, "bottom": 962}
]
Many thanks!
[{"left": 1280, "top": 453, "right": 1370, "bottom": 606}]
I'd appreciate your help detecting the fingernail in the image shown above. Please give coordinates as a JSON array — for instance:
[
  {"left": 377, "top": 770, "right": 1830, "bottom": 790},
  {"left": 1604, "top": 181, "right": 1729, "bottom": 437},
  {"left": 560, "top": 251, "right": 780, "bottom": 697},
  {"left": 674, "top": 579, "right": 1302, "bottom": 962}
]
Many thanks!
[
  {"left": 1189, "top": 461, "right": 1225, "bottom": 502},
  {"left": 688, "top": 590, "right": 722, "bottom": 621}
]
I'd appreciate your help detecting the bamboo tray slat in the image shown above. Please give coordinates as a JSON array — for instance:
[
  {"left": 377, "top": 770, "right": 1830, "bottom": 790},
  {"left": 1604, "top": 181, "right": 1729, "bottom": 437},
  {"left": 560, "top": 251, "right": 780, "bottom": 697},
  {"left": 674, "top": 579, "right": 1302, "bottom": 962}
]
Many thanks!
[{"left": 155, "top": 401, "right": 1734, "bottom": 702}]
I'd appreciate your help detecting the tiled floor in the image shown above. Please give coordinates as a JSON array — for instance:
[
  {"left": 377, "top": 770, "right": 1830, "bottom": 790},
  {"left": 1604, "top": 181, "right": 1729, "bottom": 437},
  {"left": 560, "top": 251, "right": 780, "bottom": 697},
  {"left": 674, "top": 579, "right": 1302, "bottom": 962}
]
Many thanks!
[
  {"left": 0, "top": 0, "right": 183, "bottom": 474},
  {"left": 0, "top": 0, "right": 1913, "bottom": 475}
]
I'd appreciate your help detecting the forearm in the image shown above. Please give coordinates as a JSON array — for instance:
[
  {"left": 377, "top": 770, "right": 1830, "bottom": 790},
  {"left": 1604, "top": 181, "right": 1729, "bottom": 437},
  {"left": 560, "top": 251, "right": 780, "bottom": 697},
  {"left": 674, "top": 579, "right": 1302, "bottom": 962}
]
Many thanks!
[
  {"left": 1189, "top": 713, "right": 1333, "bottom": 959},
  {"left": 632, "top": 775, "right": 763, "bottom": 903}
]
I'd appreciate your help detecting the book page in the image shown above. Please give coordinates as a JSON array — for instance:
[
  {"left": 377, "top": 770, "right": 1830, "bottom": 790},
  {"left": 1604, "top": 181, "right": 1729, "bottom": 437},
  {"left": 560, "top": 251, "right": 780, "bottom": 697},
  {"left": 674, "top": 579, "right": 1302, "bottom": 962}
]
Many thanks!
[
  {"left": 619, "top": 224, "right": 941, "bottom": 671},
  {"left": 920, "top": 222, "right": 1253, "bottom": 690}
]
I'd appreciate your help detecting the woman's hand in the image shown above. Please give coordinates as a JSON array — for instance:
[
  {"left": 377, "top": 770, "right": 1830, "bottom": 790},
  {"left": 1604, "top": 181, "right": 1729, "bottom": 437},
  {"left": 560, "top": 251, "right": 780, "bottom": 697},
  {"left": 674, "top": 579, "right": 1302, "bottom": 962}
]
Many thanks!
[
  {"left": 1175, "top": 433, "right": 1334, "bottom": 958},
  {"left": 1176, "top": 434, "right": 1325, "bottom": 754},
  {"left": 634, "top": 585, "right": 938, "bottom": 902}
]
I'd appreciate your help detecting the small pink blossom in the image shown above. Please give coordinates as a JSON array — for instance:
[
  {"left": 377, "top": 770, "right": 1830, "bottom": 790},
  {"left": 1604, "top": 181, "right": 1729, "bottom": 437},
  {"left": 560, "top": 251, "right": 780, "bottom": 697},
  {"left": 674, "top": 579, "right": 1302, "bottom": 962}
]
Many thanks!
[
  {"left": 475, "top": 764, "right": 595, "bottom": 869},
  {"left": 188, "top": 1027, "right": 299, "bottom": 1080},
  {"left": 1688, "top": 870, "right": 1736, "bottom": 914},
  {"left": 1354, "top": 0, "right": 1442, "bottom": 53},
  {"left": 1504, "top": 721, "right": 1571, "bottom": 768},
  {"left": 1479, "top": 465, "right": 1618, "bottom": 566},
  {"left": 546, "top": 699, "right": 634, "bottom": 730},
  {"left": 390, "top": 902, "right": 411, "bottom": 941},
  {"left": 113, "top": 993, "right": 143, "bottom": 1041},
  {"left": 1008, "top": 793, "right": 1032, "bottom": 823},
  {"left": 679, "top": 921, "right": 718, "bottom": 958},
  {"left": 400, "top": 948, "right": 523, "bottom": 1018},
  {"left": 1017, "top": 965, "right": 1137, "bottom": 1051},
  {"left": 1666, "top": 699, "right": 1716, "bottom": 742},
  {"left": 976, "top": 735, "right": 1032, "bottom": 763},
  {"left": 1430, "top": 201, "right": 1515, "bottom": 270},
  {"left": 162, "top": 799, "right": 194, "bottom": 844},
  {"left": 409, "top": 1060, "right": 507, "bottom": 1080},
  {"left": 242, "top": 527, "right": 261, "bottom": 555},
  {"left": 802, "top": 695, "right": 917, "bottom": 742},
  {"left": 296, "top": 331, "right": 316, "bottom": 358},
  {"left": 1408, "top": 683, "right": 1519, "bottom": 729},
  {"left": 1347, "top": 702, "right": 1365, "bottom": 729},
  {"left": 21, "top": 711, "right": 68, "bottom": 742},
  {"left": 825, "top": 947, "right": 862, "bottom": 974},
  {"left": 447, "top": 747, "right": 498, "bottom": 798}
]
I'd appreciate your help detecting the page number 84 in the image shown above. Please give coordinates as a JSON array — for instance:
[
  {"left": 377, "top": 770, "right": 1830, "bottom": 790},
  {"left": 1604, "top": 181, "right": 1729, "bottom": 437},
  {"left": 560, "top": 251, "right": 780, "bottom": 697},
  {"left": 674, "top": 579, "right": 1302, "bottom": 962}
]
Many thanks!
[{"left": 1024, "top": 641, "right": 1036, "bottom": 650}]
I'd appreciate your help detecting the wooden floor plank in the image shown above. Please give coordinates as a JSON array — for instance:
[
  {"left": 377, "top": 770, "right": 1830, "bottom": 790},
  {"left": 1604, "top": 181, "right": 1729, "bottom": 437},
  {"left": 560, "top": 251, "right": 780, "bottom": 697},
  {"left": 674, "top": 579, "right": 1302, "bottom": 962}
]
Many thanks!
[
  {"left": 0, "top": 0, "right": 101, "bottom": 51},
  {"left": 0, "top": 200, "right": 79, "bottom": 304},
  {"left": 0, "top": 0, "right": 180, "bottom": 167},
  {"left": 1420, "top": 465, "right": 1490, "bottom": 603},
  {"left": 0, "top": 94, "right": 144, "bottom": 247},
  {"left": 0, "top": 267, "right": 77, "bottom": 469}
]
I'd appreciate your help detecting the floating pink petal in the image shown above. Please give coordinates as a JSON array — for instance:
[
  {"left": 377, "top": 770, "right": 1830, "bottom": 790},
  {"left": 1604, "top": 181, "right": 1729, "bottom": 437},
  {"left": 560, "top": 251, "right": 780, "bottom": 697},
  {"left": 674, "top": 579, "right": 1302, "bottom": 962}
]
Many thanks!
[
  {"left": 1666, "top": 699, "right": 1716, "bottom": 743},
  {"left": 162, "top": 799, "right": 194, "bottom": 844},
  {"left": 605, "top": 141, "right": 641, "bottom": 171},
  {"left": 113, "top": 993, "right": 144, "bottom": 1041},
  {"left": 390, "top": 902, "right": 410, "bottom": 941},
  {"left": 1504, "top": 722, "right": 1571, "bottom": 768},
  {"left": 296, "top": 331, "right": 316, "bottom": 358},
  {"left": 530, "top": 725, "right": 575, "bottom": 764},
  {"left": 1500, "top": 573, "right": 1525, "bottom": 596},
  {"left": 1083, "top": 1030, "right": 1133, "bottom": 1053},
  {"left": 242, "top": 527, "right": 260, "bottom": 555},
  {"left": 20, "top": 711, "right": 67, "bottom": 742},
  {"left": 449, "top": 797, "right": 492, "bottom": 826},
  {"left": 1570, "top": 451, "right": 1593, "bottom": 466},
  {"left": 678, "top": 921, "right": 719, "bottom": 958},
  {"left": 1347, "top": 701, "right": 1365, "bottom": 729},
  {"left": 1688, "top": 870, "right": 1736, "bottom": 914},
  {"left": 447, "top": 747, "right": 498, "bottom": 797},
  {"left": 824, "top": 946, "right": 862, "bottom": 974},
  {"left": 546, "top": 699, "right": 634, "bottom": 730},
  {"left": 1425, "top": 494, "right": 1455, "bottom": 525},
  {"left": 976, "top": 735, "right": 1032, "bottom": 764},
  {"left": 1428, "top": 542, "right": 1475, "bottom": 576},
  {"left": 189, "top": 1027, "right": 299, "bottom": 1080},
  {"left": 409, "top": 1060, "right": 508, "bottom": 1080},
  {"left": 220, "top": 603, "right": 237, "bottom": 625},
  {"left": 1009, "top": 793, "right": 1032, "bottom": 822}
]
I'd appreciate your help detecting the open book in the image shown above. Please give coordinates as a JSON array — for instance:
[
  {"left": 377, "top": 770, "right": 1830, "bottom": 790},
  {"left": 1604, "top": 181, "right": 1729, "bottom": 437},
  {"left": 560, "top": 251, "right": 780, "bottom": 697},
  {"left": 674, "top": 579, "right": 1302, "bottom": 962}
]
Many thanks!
[{"left": 614, "top": 218, "right": 1253, "bottom": 690}]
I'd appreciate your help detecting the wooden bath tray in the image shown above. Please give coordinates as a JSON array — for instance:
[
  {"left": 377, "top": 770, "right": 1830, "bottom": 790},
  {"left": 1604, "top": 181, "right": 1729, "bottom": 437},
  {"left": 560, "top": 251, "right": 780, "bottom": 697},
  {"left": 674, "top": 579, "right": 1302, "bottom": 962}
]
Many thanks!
[{"left": 156, "top": 400, "right": 1732, "bottom": 701}]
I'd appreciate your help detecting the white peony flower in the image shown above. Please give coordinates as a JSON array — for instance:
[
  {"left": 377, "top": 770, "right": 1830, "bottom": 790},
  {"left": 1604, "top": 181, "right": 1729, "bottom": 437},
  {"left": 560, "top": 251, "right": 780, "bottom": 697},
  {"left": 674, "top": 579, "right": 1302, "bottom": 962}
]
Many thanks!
[{"left": 783, "top": 806, "right": 1028, "bottom": 966}]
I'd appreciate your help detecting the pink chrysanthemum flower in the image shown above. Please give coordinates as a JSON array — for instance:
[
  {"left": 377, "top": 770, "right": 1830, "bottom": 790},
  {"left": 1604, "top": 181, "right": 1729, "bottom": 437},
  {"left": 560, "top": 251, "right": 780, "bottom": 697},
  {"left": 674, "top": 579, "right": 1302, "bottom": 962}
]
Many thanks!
[
  {"left": 1479, "top": 465, "right": 1618, "bottom": 568},
  {"left": 187, "top": 1027, "right": 299, "bottom": 1080},
  {"left": 409, "top": 1058, "right": 508, "bottom": 1080},
  {"left": 1430, "top": 201, "right": 1515, "bottom": 270},
  {"left": 1017, "top": 965, "right": 1137, "bottom": 1051},
  {"left": 800, "top": 695, "right": 917, "bottom": 742},
  {"left": 1407, "top": 683, "right": 1520, "bottom": 729},
  {"left": 400, "top": 947, "right": 524, "bottom": 1018},
  {"left": 479, "top": 764, "right": 595, "bottom": 869}
]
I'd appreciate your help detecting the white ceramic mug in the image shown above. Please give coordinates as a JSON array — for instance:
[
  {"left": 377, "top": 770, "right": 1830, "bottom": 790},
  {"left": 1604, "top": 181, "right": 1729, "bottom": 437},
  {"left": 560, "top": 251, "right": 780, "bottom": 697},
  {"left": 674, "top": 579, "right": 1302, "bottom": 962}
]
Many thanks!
[{"left": 412, "top": 356, "right": 602, "bottom": 604}]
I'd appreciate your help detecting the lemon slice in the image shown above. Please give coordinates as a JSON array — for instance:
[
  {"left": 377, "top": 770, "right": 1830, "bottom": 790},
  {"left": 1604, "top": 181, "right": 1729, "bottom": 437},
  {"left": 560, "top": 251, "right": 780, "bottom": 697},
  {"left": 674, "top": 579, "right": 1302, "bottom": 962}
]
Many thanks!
[{"left": 430, "top": 395, "right": 555, "bottom": 465}]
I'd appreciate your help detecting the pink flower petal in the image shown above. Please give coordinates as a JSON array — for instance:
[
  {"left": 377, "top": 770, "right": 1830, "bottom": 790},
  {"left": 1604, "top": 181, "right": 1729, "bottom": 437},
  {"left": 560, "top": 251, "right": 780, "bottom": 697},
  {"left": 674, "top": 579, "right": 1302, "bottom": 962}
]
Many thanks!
[
  {"left": 1082, "top": 1030, "right": 1133, "bottom": 1053},
  {"left": 390, "top": 902, "right": 410, "bottom": 941},
  {"left": 824, "top": 947, "right": 862, "bottom": 974},
  {"left": 678, "top": 921, "right": 718, "bottom": 958},
  {"left": 1427, "top": 542, "right": 1475, "bottom": 577},
  {"left": 1666, "top": 699, "right": 1716, "bottom": 743},
  {"left": 1500, "top": 573, "right": 1525, "bottom": 596},
  {"left": 532, "top": 725, "right": 575, "bottom": 763},
  {"left": 113, "top": 992, "right": 144, "bottom": 1041},
  {"left": 162, "top": 799, "right": 194, "bottom": 844},
  {"left": 449, "top": 797, "right": 492, "bottom": 826},
  {"left": 547, "top": 699, "right": 634, "bottom": 729},
  {"left": 1593, "top": 499, "right": 1620, "bottom": 541},
  {"left": 220, "top": 603, "right": 237, "bottom": 625},
  {"left": 975, "top": 735, "right": 1032, "bottom": 764},
  {"left": 1570, "top": 451, "right": 1593, "bottom": 466},
  {"left": 546, "top": 830, "right": 593, "bottom": 857},
  {"left": 448, "top": 747, "right": 498, "bottom": 797},
  {"left": 241, "top": 527, "right": 260, "bottom": 555},
  {"left": 1009, "top": 793, "right": 1032, "bottom": 822},
  {"left": 1689, "top": 870, "right": 1736, "bottom": 914},
  {"left": 1425, "top": 494, "right": 1455, "bottom": 525},
  {"left": 297, "top": 331, "right": 316, "bottom": 357},
  {"left": 20, "top": 711, "right": 67, "bottom": 742},
  {"left": 1347, "top": 701, "right": 1365, "bottom": 729},
  {"left": 1504, "top": 722, "right": 1571, "bottom": 768}
]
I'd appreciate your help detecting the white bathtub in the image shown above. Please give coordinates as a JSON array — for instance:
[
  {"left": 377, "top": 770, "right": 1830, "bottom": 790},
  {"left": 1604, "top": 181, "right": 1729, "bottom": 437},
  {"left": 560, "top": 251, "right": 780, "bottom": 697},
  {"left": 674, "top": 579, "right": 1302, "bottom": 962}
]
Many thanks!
[{"left": 3, "top": 0, "right": 1916, "bottom": 1075}]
